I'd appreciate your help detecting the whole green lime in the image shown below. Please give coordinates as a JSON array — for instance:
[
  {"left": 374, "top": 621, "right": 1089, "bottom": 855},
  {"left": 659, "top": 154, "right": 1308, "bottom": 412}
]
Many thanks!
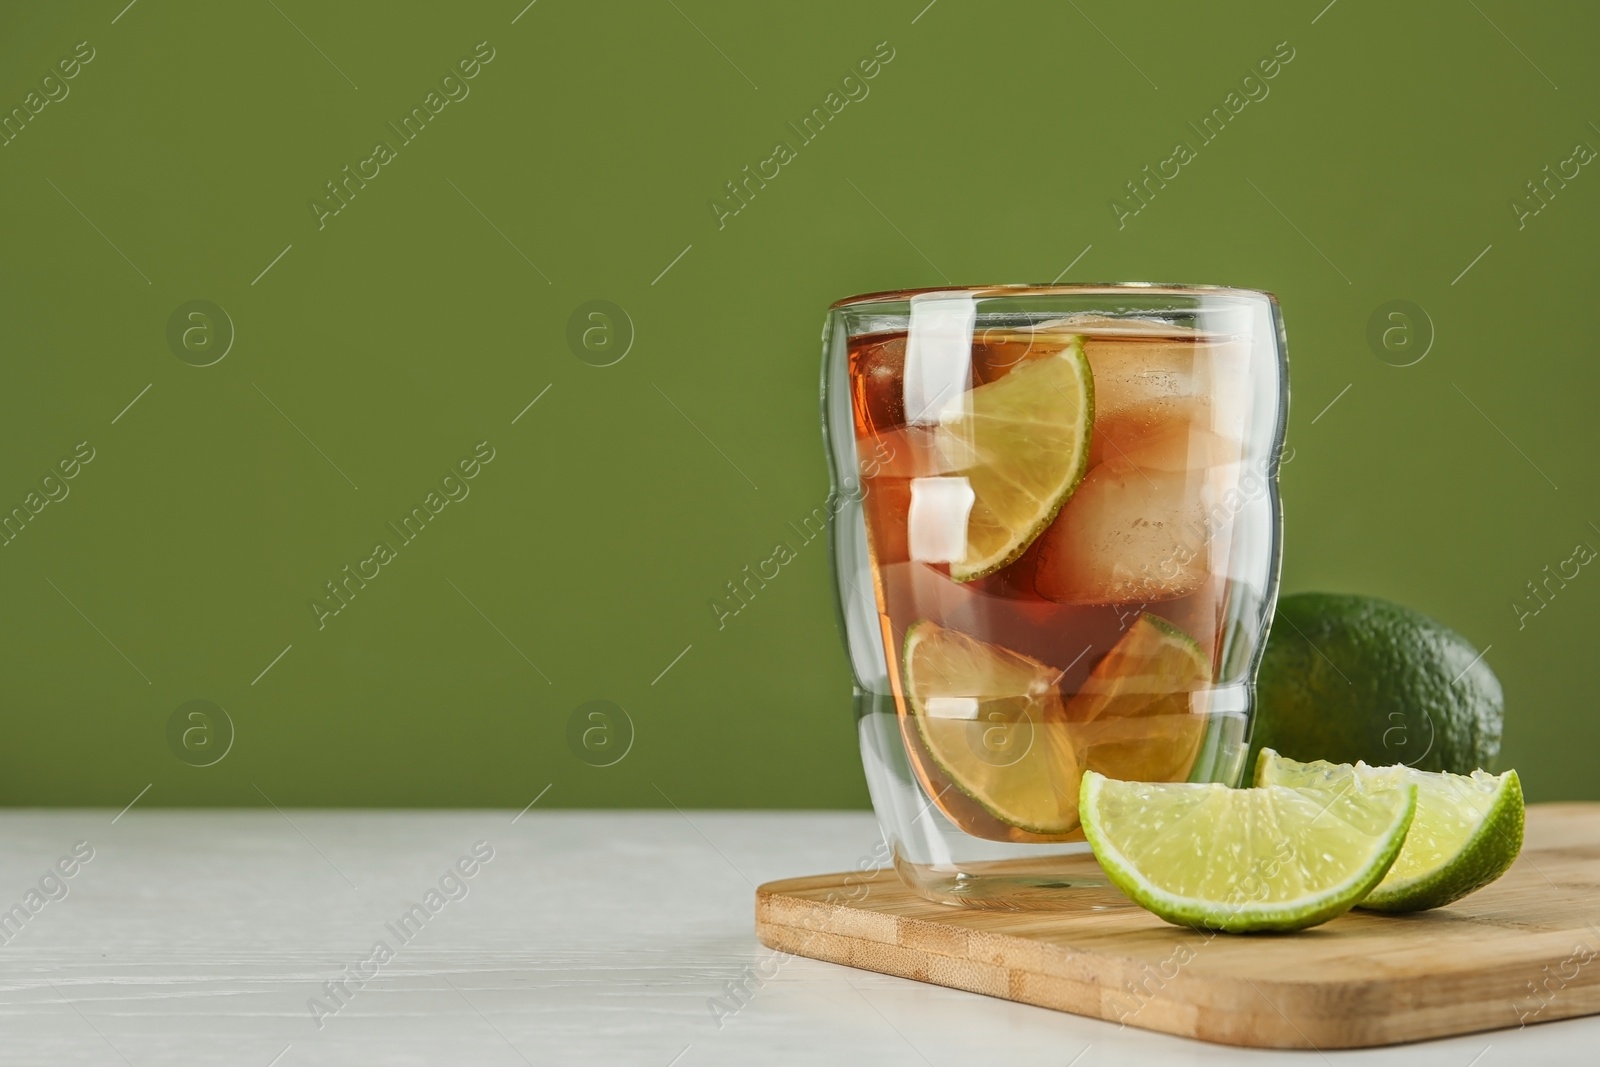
[{"left": 1247, "top": 593, "right": 1503, "bottom": 776}]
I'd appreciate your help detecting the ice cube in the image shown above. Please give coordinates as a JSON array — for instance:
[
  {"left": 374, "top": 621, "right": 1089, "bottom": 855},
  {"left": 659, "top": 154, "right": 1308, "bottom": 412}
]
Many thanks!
[
  {"left": 1034, "top": 462, "right": 1209, "bottom": 604},
  {"left": 852, "top": 335, "right": 906, "bottom": 431},
  {"left": 1086, "top": 335, "right": 1206, "bottom": 428},
  {"left": 1090, "top": 411, "right": 1240, "bottom": 471}
]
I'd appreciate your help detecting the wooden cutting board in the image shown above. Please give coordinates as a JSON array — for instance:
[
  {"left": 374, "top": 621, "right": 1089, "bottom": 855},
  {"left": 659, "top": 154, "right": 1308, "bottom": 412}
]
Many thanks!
[{"left": 755, "top": 802, "right": 1600, "bottom": 1049}]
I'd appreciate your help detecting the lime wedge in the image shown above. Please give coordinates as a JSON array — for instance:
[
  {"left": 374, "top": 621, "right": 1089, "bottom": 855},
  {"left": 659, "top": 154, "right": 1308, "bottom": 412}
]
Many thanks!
[
  {"left": 1079, "top": 771, "right": 1416, "bottom": 932},
  {"left": 1067, "top": 614, "right": 1209, "bottom": 784},
  {"left": 1255, "top": 749, "right": 1523, "bottom": 913},
  {"left": 936, "top": 336, "right": 1093, "bottom": 581},
  {"left": 903, "top": 620, "right": 1080, "bottom": 834}
]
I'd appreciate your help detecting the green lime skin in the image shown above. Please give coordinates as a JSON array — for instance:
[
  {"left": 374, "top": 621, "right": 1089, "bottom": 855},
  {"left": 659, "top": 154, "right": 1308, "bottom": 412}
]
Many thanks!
[
  {"left": 1358, "top": 769, "right": 1524, "bottom": 913},
  {"left": 1246, "top": 593, "right": 1503, "bottom": 777}
]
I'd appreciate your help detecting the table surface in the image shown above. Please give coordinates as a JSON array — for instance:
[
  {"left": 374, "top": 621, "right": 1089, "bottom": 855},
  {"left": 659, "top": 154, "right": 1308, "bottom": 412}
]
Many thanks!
[{"left": 0, "top": 809, "right": 1589, "bottom": 1066}]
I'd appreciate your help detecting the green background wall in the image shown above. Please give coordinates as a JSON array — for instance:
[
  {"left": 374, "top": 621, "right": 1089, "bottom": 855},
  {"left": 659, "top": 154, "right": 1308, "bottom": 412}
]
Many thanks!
[{"left": 1, "top": 0, "right": 1595, "bottom": 807}]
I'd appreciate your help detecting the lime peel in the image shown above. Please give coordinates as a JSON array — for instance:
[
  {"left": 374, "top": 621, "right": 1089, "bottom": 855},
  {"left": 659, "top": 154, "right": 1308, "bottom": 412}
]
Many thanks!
[{"left": 1255, "top": 749, "right": 1524, "bottom": 913}]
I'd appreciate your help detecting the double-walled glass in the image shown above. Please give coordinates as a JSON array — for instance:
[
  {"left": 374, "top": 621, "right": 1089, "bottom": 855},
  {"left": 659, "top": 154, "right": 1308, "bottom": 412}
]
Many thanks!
[{"left": 822, "top": 285, "right": 1288, "bottom": 907}]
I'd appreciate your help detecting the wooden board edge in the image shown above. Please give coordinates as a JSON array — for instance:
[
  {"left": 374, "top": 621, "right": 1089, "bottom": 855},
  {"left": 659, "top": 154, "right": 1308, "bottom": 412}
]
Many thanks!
[
  {"left": 754, "top": 912, "right": 1303, "bottom": 1048},
  {"left": 754, "top": 890, "right": 1600, "bottom": 1049}
]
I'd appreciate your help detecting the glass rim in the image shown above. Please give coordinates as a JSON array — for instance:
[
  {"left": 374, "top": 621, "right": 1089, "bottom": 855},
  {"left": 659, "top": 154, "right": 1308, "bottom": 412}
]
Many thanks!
[{"left": 828, "top": 281, "right": 1279, "bottom": 310}]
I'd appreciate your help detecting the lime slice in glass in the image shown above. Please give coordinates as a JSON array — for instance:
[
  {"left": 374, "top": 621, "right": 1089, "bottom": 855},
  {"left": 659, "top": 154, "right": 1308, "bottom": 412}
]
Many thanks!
[
  {"left": 903, "top": 620, "right": 1080, "bottom": 834},
  {"left": 1254, "top": 748, "right": 1523, "bottom": 913},
  {"left": 935, "top": 335, "right": 1094, "bottom": 581},
  {"left": 1067, "top": 613, "right": 1209, "bottom": 784}
]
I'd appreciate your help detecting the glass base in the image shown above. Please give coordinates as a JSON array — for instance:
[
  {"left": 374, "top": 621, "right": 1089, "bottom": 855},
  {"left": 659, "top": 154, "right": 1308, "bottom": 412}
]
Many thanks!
[
  {"left": 892, "top": 854, "right": 1110, "bottom": 910},
  {"left": 858, "top": 687, "right": 1249, "bottom": 908},
  {"left": 859, "top": 691, "right": 1111, "bottom": 908}
]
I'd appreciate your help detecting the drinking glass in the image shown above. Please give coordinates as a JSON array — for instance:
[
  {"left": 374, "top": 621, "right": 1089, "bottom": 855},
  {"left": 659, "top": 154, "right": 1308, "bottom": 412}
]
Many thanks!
[{"left": 822, "top": 285, "right": 1288, "bottom": 906}]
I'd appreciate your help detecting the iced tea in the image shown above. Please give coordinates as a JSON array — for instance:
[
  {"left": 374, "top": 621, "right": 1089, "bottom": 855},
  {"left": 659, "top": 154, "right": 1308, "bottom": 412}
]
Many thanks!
[{"left": 848, "top": 310, "right": 1254, "bottom": 843}]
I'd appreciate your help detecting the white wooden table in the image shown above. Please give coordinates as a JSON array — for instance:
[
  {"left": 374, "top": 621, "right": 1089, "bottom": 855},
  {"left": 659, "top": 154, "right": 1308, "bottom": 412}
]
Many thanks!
[{"left": 0, "top": 809, "right": 1589, "bottom": 1065}]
